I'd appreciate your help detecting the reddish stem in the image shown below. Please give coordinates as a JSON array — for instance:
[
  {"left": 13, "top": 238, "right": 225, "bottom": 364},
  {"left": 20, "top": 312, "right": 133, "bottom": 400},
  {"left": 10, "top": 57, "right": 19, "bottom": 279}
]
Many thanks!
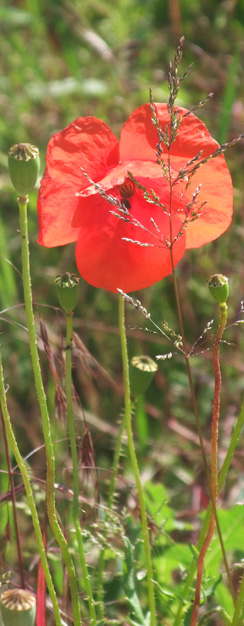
[{"left": 190, "top": 302, "right": 228, "bottom": 626}]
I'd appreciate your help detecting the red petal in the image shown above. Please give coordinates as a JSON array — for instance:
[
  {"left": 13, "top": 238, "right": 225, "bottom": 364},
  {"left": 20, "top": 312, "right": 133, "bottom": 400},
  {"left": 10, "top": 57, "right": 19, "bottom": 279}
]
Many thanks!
[
  {"left": 38, "top": 169, "right": 80, "bottom": 246},
  {"left": 120, "top": 103, "right": 218, "bottom": 161},
  {"left": 45, "top": 116, "right": 119, "bottom": 184},
  {"left": 177, "top": 155, "right": 233, "bottom": 248},
  {"left": 120, "top": 103, "right": 160, "bottom": 162},
  {"left": 74, "top": 187, "right": 186, "bottom": 292},
  {"left": 120, "top": 104, "right": 233, "bottom": 247},
  {"left": 38, "top": 117, "right": 119, "bottom": 247}
]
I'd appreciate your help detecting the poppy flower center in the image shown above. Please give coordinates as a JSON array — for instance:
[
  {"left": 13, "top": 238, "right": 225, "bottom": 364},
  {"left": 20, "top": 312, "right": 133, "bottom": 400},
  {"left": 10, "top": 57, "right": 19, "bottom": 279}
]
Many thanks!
[{"left": 117, "top": 178, "right": 135, "bottom": 210}]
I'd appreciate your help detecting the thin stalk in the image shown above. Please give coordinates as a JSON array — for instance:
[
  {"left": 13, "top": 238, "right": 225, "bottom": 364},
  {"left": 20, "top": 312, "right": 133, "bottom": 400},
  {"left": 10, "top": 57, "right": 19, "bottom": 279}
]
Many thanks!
[
  {"left": 65, "top": 313, "right": 97, "bottom": 626},
  {"left": 190, "top": 302, "right": 228, "bottom": 626},
  {"left": 119, "top": 294, "right": 156, "bottom": 626},
  {"left": 18, "top": 195, "right": 81, "bottom": 626},
  {"left": 96, "top": 410, "right": 127, "bottom": 620},
  {"left": 1, "top": 410, "right": 25, "bottom": 588},
  {"left": 171, "top": 263, "right": 235, "bottom": 605},
  {"left": 173, "top": 395, "right": 244, "bottom": 626},
  {"left": 0, "top": 349, "right": 62, "bottom": 626}
]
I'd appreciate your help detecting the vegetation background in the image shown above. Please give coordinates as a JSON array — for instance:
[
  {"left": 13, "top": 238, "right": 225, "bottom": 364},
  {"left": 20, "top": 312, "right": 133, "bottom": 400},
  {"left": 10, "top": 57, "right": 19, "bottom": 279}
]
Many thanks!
[{"left": 1, "top": 0, "right": 244, "bottom": 624}]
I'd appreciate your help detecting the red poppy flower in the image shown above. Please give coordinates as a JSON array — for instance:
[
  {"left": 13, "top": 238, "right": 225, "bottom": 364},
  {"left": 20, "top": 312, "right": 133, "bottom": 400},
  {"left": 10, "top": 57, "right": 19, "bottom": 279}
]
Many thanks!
[{"left": 37, "top": 103, "right": 233, "bottom": 293}]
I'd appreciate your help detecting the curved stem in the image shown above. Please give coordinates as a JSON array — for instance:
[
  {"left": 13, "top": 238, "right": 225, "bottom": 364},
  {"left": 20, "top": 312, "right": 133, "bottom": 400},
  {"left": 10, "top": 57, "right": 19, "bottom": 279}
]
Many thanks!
[
  {"left": 119, "top": 294, "right": 156, "bottom": 626},
  {"left": 173, "top": 394, "right": 244, "bottom": 626},
  {"left": 18, "top": 196, "right": 81, "bottom": 626},
  {"left": 171, "top": 265, "right": 235, "bottom": 605},
  {"left": 190, "top": 302, "right": 228, "bottom": 626},
  {"left": 0, "top": 349, "right": 62, "bottom": 626},
  {"left": 65, "top": 313, "right": 97, "bottom": 626}
]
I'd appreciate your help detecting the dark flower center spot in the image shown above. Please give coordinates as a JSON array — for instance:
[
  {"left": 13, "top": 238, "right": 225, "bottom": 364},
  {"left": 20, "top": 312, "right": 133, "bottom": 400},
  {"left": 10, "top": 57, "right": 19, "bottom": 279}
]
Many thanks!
[{"left": 118, "top": 178, "right": 135, "bottom": 211}]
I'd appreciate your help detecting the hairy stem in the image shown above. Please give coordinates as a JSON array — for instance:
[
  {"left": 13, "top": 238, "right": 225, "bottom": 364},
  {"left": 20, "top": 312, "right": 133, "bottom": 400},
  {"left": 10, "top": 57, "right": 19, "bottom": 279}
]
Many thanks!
[
  {"left": 171, "top": 265, "right": 235, "bottom": 605},
  {"left": 0, "top": 349, "right": 62, "bottom": 626},
  {"left": 119, "top": 294, "right": 156, "bottom": 626},
  {"left": 18, "top": 196, "right": 81, "bottom": 626},
  {"left": 65, "top": 313, "right": 97, "bottom": 626},
  {"left": 190, "top": 302, "right": 228, "bottom": 626}
]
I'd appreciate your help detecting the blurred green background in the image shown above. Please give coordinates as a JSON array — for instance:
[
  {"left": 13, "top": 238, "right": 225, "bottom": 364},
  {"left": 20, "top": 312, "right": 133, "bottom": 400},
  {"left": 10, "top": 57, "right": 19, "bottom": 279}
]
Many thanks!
[{"left": 1, "top": 0, "right": 244, "bottom": 619}]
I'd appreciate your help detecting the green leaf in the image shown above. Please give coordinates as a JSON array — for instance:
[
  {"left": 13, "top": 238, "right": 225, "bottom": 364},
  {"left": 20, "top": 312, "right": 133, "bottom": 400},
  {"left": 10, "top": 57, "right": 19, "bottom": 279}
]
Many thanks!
[
  {"left": 144, "top": 482, "right": 173, "bottom": 530},
  {"left": 206, "top": 505, "right": 244, "bottom": 570}
]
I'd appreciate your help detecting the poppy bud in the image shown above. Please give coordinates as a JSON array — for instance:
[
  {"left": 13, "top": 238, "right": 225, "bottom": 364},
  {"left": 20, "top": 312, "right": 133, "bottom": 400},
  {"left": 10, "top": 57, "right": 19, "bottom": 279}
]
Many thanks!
[
  {"left": 8, "top": 143, "right": 40, "bottom": 196},
  {"left": 208, "top": 274, "right": 229, "bottom": 304},
  {"left": 54, "top": 272, "right": 80, "bottom": 314},
  {"left": 0, "top": 589, "right": 36, "bottom": 626},
  {"left": 130, "top": 355, "right": 158, "bottom": 397}
]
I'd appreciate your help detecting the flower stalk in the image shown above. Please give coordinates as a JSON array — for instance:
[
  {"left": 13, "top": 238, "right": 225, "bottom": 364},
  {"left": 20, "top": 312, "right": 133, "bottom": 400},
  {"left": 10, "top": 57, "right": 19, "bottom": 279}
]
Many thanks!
[
  {"left": 118, "top": 294, "right": 156, "bottom": 626},
  {"left": 17, "top": 195, "right": 81, "bottom": 626},
  {"left": 190, "top": 300, "right": 228, "bottom": 626}
]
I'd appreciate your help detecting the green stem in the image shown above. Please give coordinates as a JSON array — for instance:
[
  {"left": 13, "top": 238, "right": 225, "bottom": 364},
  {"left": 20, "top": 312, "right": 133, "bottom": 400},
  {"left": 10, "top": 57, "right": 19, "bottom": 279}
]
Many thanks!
[
  {"left": 65, "top": 313, "right": 97, "bottom": 626},
  {"left": 173, "top": 394, "right": 244, "bottom": 626},
  {"left": 119, "top": 294, "right": 156, "bottom": 626},
  {"left": 0, "top": 348, "right": 62, "bottom": 626},
  {"left": 18, "top": 196, "right": 81, "bottom": 626}
]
